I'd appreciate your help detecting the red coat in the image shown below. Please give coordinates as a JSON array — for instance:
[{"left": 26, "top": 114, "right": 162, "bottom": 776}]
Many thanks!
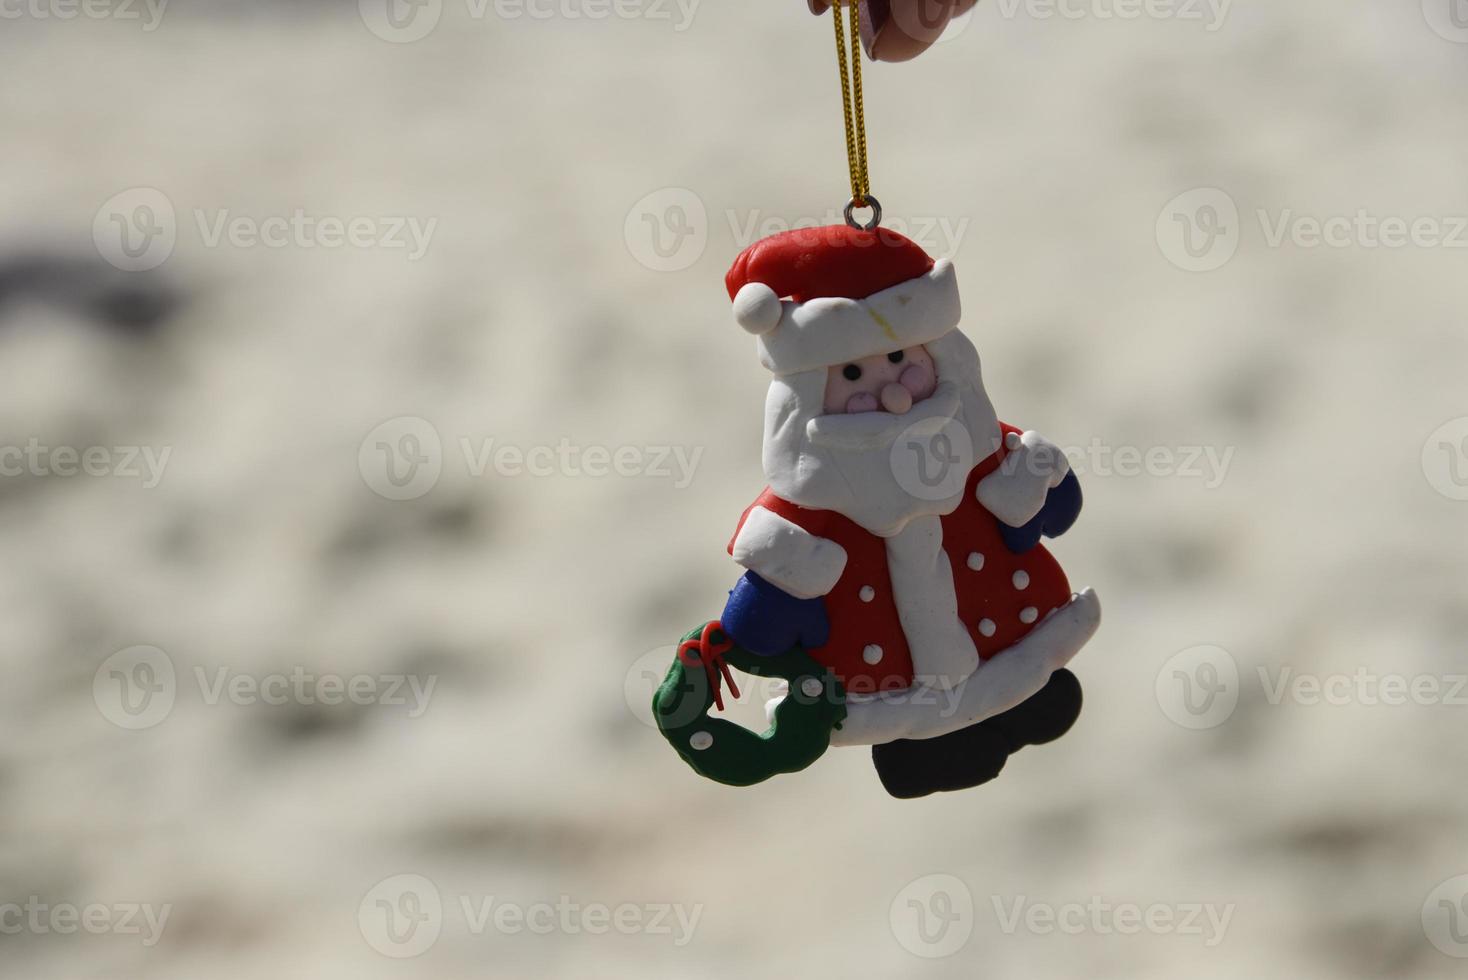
[{"left": 729, "top": 424, "right": 1072, "bottom": 694}]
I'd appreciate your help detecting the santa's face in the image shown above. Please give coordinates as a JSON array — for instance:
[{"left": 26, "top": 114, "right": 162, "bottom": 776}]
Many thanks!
[
  {"left": 763, "top": 331, "right": 1000, "bottom": 537},
  {"left": 821, "top": 344, "right": 938, "bottom": 415}
]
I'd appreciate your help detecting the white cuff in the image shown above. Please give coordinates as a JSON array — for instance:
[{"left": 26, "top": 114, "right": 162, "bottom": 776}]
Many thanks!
[
  {"left": 731, "top": 506, "right": 847, "bottom": 600},
  {"left": 977, "top": 430, "right": 1071, "bottom": 527}
]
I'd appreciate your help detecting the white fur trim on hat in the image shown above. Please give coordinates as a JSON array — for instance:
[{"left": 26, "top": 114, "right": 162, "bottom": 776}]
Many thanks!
[
  {"left": 752, "top": 259, "right": 961, "bottom": 376},
  {"left": 732, "top": 283, "right": 782, "bottom": 335}
]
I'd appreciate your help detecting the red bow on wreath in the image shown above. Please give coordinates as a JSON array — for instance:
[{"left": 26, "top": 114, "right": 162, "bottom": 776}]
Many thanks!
[{"left": 677, "top": 622, "right": 741, "bottom": 712}]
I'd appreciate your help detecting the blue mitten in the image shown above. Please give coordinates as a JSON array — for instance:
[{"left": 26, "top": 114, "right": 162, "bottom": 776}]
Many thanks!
[
  {"left": 720, "top": 572, "right": 831, "bottom": 657},
  {"left": 998, "top": 470, "right": 1083, "bottom": 554}
]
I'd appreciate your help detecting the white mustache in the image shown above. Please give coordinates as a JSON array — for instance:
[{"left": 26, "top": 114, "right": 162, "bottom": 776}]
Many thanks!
[{"left": 804, "top": 381, "right": 961, "bottom": 452}]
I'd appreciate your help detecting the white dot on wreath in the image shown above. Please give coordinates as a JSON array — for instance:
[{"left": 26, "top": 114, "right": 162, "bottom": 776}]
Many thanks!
[
  {"left": 689, "top": 731, "right": 713, "bottom": 751},
  {"left": 863, "top": 644, "right": 883, "bottom": 665},
  {"left": 978, "top": 618, "right": 997, "bottom": 637},
  {"left": 967, "top": 552, "right": 984, "bottom": 571},
  {"left": 1019, "top": 607, "right": 1038, "bottom": 624},
  {"left": 1012, "top": 569, "right": 1030, "bottom": 590},
  {"left": 859, "top": 585, "right": 875, "bottom": 602},
  {"left": 800, "top": 677, "right": 824, "bottom": 698}
]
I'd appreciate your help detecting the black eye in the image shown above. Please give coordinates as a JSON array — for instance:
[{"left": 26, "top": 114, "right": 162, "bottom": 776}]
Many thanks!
[
  {"left": 887, "top": 351, "right": 905, "bottom": 364},
  {"left": 842, "top": 364, "right": 862, "bottom": 381}
]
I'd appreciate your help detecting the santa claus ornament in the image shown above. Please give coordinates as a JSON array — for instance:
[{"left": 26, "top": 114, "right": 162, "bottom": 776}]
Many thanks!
[{"left": 652, "top": 1, "right": 1101, "bottom": 799}]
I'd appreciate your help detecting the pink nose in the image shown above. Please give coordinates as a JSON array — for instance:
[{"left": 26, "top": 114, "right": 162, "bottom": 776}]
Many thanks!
[{"left": 880, "top": 383, "right": 913, "bottom": 414}]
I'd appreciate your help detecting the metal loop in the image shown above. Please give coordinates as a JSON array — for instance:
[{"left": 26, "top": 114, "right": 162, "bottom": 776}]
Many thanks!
[{"left": 843, "top": 195, "right": 882, "bottom": 231}]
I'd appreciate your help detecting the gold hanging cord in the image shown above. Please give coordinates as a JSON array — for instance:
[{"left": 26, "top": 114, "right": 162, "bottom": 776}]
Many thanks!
[{"left": 831, "top": 0, "right": 880, "bottom": 229}]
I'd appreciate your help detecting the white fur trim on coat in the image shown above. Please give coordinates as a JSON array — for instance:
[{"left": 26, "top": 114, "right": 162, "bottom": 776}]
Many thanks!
[
  {"left": 884, "top": 515, "right": 981, "bottom": 691},
  {"left": 730, "top": 506, "right": 848, "bottom": 600},
  {"left": 753, "top": 260, "right": 961, "bottom": 376},
  {"left": 828, "top": 588, "right": 1101, "bottom": 745}
]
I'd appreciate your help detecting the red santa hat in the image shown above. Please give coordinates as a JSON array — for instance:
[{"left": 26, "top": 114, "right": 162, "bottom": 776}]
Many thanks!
[{"left": 725, "top": 224, "right": 961, "bottom": 377}]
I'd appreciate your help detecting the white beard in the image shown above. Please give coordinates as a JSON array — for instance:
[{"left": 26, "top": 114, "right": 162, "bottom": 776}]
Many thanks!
[{"left": 762, "top": 329, "right": 1002, "bottom": 538}]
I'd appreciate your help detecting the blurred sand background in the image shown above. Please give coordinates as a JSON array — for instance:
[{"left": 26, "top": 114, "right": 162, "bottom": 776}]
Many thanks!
[{"left": 1, "top": 1, "right": 1467, "bottom": 977}]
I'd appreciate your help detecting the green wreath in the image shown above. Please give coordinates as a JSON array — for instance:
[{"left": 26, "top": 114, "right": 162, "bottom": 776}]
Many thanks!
[{"left": 653, "top": 622, "right": 847, "bottom": 787}]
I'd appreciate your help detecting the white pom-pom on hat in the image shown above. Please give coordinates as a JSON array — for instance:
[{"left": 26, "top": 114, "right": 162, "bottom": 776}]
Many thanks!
[{"left": 732, "top": 282, "right": 782, "bottom": 335}]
